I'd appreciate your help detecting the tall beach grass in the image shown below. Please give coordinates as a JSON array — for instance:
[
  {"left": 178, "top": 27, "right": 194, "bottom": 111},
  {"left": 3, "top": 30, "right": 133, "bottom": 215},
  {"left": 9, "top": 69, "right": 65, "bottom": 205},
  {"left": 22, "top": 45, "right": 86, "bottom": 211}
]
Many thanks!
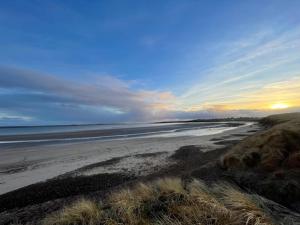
[{"left": 43, "top": 178, "right": 274, "bottom": 225}]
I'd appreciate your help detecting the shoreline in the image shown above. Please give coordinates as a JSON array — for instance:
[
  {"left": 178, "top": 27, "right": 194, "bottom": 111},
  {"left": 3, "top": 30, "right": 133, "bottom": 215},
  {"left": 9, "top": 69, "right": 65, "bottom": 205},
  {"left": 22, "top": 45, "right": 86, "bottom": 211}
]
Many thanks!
[
  {"left": 0, "top": 130, "right": 255, "bottom": 224},
  {"left": 0, "top": 121, "right": 246, "bottom": 143},
  {"left": 0, "top": 122, "right": 259, "bottom": 195},
  {"left": 0, "top": 122, "right": 264, "bottom": 225},
  {"left": 2, "top": 116, "right": 300, "bottom": 225}
]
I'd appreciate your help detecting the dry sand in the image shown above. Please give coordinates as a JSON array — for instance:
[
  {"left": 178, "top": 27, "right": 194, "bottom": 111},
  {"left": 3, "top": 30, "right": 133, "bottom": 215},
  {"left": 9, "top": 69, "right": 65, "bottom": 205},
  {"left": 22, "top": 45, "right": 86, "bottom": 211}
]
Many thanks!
[{"left": 0, "top": 122, "right": 259, "bottom": 195}]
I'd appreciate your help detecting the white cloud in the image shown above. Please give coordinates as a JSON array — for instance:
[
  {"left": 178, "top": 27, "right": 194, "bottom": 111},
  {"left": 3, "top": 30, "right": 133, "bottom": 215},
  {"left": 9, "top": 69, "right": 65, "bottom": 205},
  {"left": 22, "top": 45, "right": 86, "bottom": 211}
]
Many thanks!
[
  {"left": 179, "top": 26, "right": 300, "bottom": 111},
  {"left": 0, "top": 112, "right": 32, "bottom": 121},
  {"left": 0, "top": 66, "right": 178, "bottom": 123}
]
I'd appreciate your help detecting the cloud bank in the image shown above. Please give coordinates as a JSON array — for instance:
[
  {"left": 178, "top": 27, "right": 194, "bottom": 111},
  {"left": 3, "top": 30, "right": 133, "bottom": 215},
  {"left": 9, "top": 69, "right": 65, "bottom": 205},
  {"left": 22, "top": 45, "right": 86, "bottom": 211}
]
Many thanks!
[
  {"left": 1, "top": 27, "right": 300, "bottom": 125},
  {"left": 0, "top": 66, "right": 179, "bottom": 125},
  {"left": 0, "top": 64, "right": 299, "bottom": 125}
]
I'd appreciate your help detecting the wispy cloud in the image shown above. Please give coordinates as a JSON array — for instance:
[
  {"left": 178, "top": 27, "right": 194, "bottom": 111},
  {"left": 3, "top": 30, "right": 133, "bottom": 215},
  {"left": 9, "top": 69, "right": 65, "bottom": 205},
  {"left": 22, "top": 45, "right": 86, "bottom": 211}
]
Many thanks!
[
  {"left": 1, "top": 26, "right": 300, "bottom": 125},
  {"left": 0, "top": 112, "right": 32, "bottom": 122},
  {"left": 179, "top": 26, "right": 300, "bottom": 111}
]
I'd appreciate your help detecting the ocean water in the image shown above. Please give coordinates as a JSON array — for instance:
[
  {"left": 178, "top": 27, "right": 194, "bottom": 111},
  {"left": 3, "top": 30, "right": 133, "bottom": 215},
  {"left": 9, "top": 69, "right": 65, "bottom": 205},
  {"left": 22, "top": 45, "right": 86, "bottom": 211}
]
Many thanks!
[
  {"left": 0, "top": 122, "right": 250, "bottom": 146},
  {"left": 0, "top": 122, "right": 183, "bottom": 136}
]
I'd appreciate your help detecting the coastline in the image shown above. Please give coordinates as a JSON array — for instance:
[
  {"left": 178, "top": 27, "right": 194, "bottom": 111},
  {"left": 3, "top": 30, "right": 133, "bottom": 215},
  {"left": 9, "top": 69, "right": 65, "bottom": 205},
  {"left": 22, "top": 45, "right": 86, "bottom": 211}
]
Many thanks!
[
  {"left": 1, "top": 115, "right": 300, "bottom": 225},
  {"left": 0, "top": 121, "right": 244, "bottom": 144},
  {"left": 0, "top": 122, "right": 266, "bottom": 225},
  {"left": 0, "top": 122, "right": 258, "bottom": 195}
]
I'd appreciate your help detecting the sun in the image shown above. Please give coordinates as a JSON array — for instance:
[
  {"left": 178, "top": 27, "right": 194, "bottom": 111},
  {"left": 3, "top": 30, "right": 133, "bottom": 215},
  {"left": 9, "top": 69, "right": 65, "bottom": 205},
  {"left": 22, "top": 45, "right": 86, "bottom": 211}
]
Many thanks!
[{"left": 270, "top": 103, "right": 289, "bottom": 110}]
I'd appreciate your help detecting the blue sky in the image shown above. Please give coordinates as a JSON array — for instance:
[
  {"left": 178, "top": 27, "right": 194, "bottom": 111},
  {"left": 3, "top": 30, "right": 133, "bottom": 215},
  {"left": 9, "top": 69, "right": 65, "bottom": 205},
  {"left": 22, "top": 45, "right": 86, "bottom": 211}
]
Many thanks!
[{"left": 1, "top": 0, "right": 300, "bottom": 125}]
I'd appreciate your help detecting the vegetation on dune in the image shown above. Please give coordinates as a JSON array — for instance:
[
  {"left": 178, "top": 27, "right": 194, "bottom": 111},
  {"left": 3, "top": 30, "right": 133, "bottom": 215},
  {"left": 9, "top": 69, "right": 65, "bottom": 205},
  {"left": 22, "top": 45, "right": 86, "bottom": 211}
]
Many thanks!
[
  {"left": 260, "top": 112, "right": 300, "bottom": 126},
  {"left": 220, "top": 113, "right": 300, "bottom": 209},
  {"left": 43, "top": 178, "right": 274, "bottom": 225},
  {"left": 43, "top": 199, "right": 101, "bottom": 225},
  {"left": 6, "top": 113, "right": 300, "bottom": 225},
  {"left": 221, "top": 113, "right": 300, "bottom": 171}
]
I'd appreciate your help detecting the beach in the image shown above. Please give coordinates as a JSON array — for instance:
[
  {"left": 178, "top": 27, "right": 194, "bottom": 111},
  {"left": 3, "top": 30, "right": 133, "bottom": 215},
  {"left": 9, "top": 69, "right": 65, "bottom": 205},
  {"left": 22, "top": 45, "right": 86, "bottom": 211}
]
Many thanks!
[
  {"left": 2, "top": 115, "right": 300, "bottom": 225},
  {"left": 0, "top": 121, "right": 258, "bottom": 195}
]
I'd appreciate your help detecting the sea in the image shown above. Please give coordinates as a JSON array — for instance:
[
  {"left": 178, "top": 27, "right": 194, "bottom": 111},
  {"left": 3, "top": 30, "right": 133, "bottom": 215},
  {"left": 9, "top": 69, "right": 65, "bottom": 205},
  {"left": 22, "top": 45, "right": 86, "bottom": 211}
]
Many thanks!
[{"left": 0, "top": 122, "right": 250, "bottom": 147}]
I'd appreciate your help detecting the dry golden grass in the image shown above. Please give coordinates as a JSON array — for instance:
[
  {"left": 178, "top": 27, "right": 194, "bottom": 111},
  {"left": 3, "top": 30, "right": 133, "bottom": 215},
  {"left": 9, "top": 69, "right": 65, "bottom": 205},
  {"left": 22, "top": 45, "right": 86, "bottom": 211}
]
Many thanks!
[
  {"left": 261, "top": 112, "right": 300, "bottom": 126},
  {"left": 214, "top": 183, "right": 273, "bottom": 225},
  {"left": 42, "top": 199, "right": 102, "bottom": 225},
  {"left": 43, "top": 178, "right": 275, "bottom": 225},
  {"left": 221, "top": 113, "right": 300, "bottom": 171}
]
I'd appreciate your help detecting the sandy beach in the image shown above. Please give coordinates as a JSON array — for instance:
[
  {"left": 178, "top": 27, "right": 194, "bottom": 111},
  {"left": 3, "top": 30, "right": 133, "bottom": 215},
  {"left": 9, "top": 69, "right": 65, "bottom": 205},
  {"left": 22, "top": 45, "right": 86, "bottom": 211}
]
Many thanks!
[
  {"left": 0, "top": 122, "right": 259, "bottom": 195},
  {"left": 2, "top": 114, "right": 300, "bottom": 225}
]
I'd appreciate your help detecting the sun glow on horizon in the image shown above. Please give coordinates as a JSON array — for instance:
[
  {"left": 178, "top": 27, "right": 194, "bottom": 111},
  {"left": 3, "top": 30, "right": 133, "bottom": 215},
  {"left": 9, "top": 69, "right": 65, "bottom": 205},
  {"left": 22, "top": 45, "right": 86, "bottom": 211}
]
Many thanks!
[{"left": 270, "top": 103, "right": 290, "bottom": 110}]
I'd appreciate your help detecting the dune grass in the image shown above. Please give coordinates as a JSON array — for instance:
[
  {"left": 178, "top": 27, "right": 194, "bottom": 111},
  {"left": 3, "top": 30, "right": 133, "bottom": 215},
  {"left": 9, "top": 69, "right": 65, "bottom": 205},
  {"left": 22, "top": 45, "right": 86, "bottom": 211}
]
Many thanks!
[
  {"left": 260, "top": 112, "right": 300, "bottom": 126},
  {"left": 43, "top": 178, "right": 275, "bottom": 225},
  {"left": 42, "top": 199, "right": 102, "bottom": 225},
  {"left": 221, "top": 113, "right": 300, "bottom": 171}
]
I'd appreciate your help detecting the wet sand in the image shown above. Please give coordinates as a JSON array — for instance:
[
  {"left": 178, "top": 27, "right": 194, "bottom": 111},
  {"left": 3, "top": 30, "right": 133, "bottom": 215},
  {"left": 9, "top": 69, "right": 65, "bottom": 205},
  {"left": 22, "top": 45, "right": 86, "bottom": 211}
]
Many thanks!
[
  {"left": 0, "top": 122, "right": 266, "bottom": 225},
  {"left": 0, "top": 122, "right": 259, "bottom": 195},
  {"left": 2, "top": 120, "right": 300, "bottom": 225},
  {"left": 0, "top": 122, "right": 242, "bottom": 143}
]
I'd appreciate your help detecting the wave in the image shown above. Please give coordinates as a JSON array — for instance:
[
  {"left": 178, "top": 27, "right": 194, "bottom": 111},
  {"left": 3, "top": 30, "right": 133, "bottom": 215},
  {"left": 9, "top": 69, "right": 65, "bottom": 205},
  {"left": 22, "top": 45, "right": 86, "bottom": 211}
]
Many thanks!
[{"left": 0, "top": 122, "right": 252, "bottom": 146}]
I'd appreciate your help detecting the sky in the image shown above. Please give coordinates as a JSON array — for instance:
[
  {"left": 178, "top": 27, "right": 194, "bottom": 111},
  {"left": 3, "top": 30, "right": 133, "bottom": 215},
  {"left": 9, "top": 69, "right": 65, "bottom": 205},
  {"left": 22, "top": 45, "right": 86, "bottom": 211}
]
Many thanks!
[{"left": 0, "top": 0, "right": 300, "bottom": 125}]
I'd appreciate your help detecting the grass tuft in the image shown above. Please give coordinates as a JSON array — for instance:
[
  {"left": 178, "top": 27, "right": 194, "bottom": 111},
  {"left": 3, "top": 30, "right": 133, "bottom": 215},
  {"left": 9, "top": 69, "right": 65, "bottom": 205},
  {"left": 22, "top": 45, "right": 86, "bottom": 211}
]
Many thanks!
[
  {"left": 43, "top": 178, "right": 275, "bottom": 225},
  {"left": 214, "top": 183, "right": 274, "bottom": 225},
  {"left": 42, "top": 199, "right": 102, "bottom": 225}
]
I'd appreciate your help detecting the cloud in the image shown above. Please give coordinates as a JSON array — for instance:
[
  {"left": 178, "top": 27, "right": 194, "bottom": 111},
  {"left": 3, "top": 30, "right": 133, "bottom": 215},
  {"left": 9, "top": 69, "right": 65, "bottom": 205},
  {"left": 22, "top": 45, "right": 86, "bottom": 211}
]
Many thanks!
[
  {"left": 0, "top": 60, "right": 299, "bottom": 125},
  {"left": 178, "top": 76, "right": 300, "bottom": 113},
  {"left": 0, "top": 66, "right": 178, "bottom": 124},
  {"left": 0, "top": 112, "right": 31, "bottom": 122},
  {"left": 1, "top": 26, "right": 300, "bottom": 125},
  {"left": 179, "top": 26, "right": 300, "bottom": 112}
]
